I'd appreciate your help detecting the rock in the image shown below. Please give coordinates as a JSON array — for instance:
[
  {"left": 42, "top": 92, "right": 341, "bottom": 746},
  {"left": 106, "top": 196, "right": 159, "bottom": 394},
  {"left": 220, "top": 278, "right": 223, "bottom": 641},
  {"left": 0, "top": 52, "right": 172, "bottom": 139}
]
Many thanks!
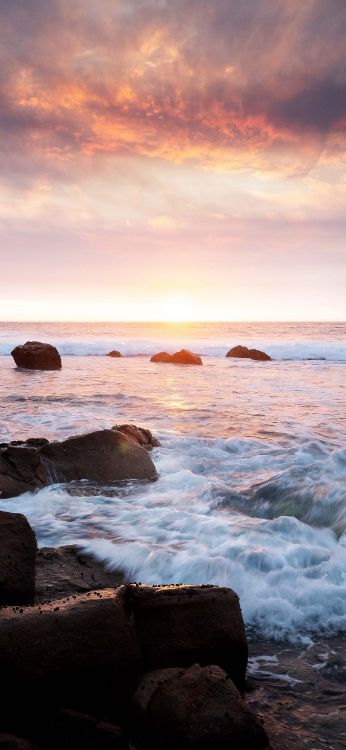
[
  {"left": 112, "top": 425, "right": 160, "bottom": 451},
  {"left": 11, "top": 342, "right": 62, "bottom": 370},
  {"left": 0, "top": 587, "right": 142, "bottom": 711},
  {"left": 39, "top": 429, "right": 157, "bottom": 483},
  {"left": 52, "top": 709, "right": 127, "bottom": 750},
  {"left": 226, "top": 345, "right": 272, "bottom": 361},
  {"left": 0, "top": 734, "right": 37, "bottom": 750},
  {"left": 107, "top": 351, "right": 122, "bottom": 358},
  {"left": 132, "top": 663, "right": 269, "bottom": 750},
  {"left": 35, "top": 546, "right": 126, "bottom": 603},
  {"left": 129, "top": 584, "right": 247, "bottom": 689},
  {"left": 0, "top": 511, "right": 37, "bottom": 606},
  {"left": 0, "top": 474, "right": 33, "bottom": 500},
  {"left": 150, "top": 352, "right": 173, "bottom": 363},
  {"left": 150, "top": 350, "right": 203, "bottom": 365}
]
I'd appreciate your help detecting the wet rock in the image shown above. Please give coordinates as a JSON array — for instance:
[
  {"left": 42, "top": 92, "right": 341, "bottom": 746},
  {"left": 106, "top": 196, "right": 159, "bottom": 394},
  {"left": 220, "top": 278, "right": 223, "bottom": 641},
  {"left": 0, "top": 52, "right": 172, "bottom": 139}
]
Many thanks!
[
  {"left": 0, "top": 474, "right": 33, "bottom": 500},
  {"left": 129, "top": 584, "right": 247, "bottom": 689},
  {"left": 112, "top": 424, "right": 160, "bottom": 451},
  {"left": 150, "top": 349, "right": 202, "bottom": 365},
  {"left": 40, "top": 429, "right": 158, "bottom": 483},
  {"left": 107, "top": 351, "right": 122, "bottom": 358},
  {"left": 150, "top": 352, "right": 173, "bottom": 363},
  {"left": 0, "top": 511, "right": 37, "bottom": 606},
  {"left": 132, "top": 663, "right": 269, "bottom": 750},
  {"left": 0, "top": 734, "right": 37, "bottom": 750},
  {"left": 226, "top": 345, "right": 272, "bottom": 361},
  {"left": 35, "top": 546, "right": 126, "bottom": 603},
  {"left": 0, "top": 587, "right": 142, "bottom": 711},
  {"left": 11, "top": 342, "right": 62, "bottom": 370}
]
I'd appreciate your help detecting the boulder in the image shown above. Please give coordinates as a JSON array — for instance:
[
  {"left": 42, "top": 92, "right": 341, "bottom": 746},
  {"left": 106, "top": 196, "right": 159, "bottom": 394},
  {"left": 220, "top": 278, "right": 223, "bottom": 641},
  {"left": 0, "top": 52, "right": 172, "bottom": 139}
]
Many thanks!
[
  {"left": 39, "top": 429, "right": 158, "bottom": 483},
  {"left": 107, "top": 351, "right": 122, "bottom": 358},
  {"left": 171, "top": 349, "right": 203, "bottom": 365},
  {"left": 150, "top": 350, "right": 203, "bottom": 365},
  {"left": 11, "top": 342, "right": 62, "bottom": 370},
  {"left": 226, "top": 345, "right": 271, "bottom": 361},
  {"left": 112, "top": 424, "right": 160, "bottom": 451},
  {"left": 132, "top": 664, "right": 269, "bottom": 750},
  {"left": 128, "top": 584, "right": 247, "bottom": 689},
  {"left": 0, "top": 587, "right": 142, "bottom": 710},
  {"left": 35, "top": 546, "right": 126, "bottom": 603},
  {"left": 150, "top": 352, "right": 173, "bottom": 363},
  {"left": 0, "top": 511, "right": 37, "bottom": 606}
]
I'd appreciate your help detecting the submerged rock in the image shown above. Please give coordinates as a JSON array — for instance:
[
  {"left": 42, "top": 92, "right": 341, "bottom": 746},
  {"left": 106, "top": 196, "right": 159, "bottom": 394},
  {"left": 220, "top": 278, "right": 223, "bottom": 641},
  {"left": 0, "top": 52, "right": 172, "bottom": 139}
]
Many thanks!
[
  {"left": 112, "top": 424, "right": 160, "bottom": 451},
  {"left": 151, "top": 349, "right": 203, "bottom": 365},
  {"left": 129, "top": 583, "right": 247, "bottom": 689},
  {"left": 107, "top": 350, "right": 122, "bottom": 357},
  {"left": 11, "top": 341, "right": 62, "bottom": 370},
  {"left": 132, "top": 663, "right": 269, "bottom": 750},
  {"left": 226, "top": 345, "right": 272, "bottom": 361},
  {"left": 0, "top": 510, "right": 37, "bottom": 606},
  {"left": 0, "top": 428, "right": 158, "bottom": 498}
]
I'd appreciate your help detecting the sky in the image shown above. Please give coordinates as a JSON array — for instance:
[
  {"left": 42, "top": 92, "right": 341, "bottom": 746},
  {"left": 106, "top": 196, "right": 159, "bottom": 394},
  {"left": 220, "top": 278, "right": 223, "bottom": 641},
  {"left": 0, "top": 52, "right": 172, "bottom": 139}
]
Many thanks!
[{"left": 0, "top": 0, "right": 345, "bottom": 321}]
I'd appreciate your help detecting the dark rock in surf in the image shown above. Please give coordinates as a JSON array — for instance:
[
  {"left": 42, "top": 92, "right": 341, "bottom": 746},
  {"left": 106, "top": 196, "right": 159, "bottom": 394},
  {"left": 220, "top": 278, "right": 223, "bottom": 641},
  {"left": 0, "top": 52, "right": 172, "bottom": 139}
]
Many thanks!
[
  {"left": 11, "top": 341, "right": 62, "bottom": 370},
  {"left": 35, "top": 545, "right": 126, "bottom": 603},
  {"left": 0, "top": 510, "right": 37, "bottom": 606},
  {"left": 107, "top": 350, "right": 122, "bottom": 357},
  {"left": 132, "top": 663, "right": 269, "bottom": 750},
  {"left": 150, "top": 351, "right": 173, "bottom": 363},
  {"left": 0, "top": 429, "right": 158, "bottom": 498},
  {"left": 226, "top": 345, "right": 271, "bottom": 361},
  {"left": 128, "top": 584, "right": 247, "bottom": 689},
  {"left": 112, "top": 424, "right": 160, "bottom": 451},
  {"left": 150, "top": 349, "right": 203, "bottom": 365}
]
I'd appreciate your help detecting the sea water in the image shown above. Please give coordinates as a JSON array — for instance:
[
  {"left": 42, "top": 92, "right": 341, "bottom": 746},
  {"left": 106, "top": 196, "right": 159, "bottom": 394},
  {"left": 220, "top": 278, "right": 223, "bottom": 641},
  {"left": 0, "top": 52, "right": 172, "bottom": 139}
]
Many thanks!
[{"left": 0, "top": 321, "right": 345, "bottom": 642}]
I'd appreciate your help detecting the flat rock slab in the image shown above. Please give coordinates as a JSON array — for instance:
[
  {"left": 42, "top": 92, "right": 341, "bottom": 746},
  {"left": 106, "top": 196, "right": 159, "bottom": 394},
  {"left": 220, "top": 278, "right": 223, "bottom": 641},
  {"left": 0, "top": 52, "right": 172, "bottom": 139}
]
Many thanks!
[{"left": 35, "top": 546, "right": 126, "bottom": 603}]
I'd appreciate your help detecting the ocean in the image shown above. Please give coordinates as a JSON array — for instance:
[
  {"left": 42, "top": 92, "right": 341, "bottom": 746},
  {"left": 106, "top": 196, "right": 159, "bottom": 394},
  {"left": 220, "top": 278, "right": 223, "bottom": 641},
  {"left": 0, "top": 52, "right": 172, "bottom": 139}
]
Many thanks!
[{"left": 0, "top": 321, "right": 345, "bottom": 644}]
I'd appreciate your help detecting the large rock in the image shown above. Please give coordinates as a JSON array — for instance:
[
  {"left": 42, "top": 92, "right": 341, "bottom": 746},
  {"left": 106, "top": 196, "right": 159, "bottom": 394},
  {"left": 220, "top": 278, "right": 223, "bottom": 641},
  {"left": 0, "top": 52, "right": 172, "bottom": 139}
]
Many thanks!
[
  {"left": 226, "top": 345, "right": 272, "bottom": 361},
  {"left": 39, "top": 429, "right": 158, "bottom": 483},
  {"left": 107, "top": 350, "right": 122, "bottom": 358},
  {"left": 0, "top": 511, "right": 37, "bottom": 606},
  {"left": 150, "top": 349, "right": 203, "bottom": 365},
  {"left": 132, "top": 664, "right": 269, "bottom": 750},
  {"left": 35, "top": 546, "right": 126, "bottom": 603},
  {"left": 129, "top": 584, "right": 247, "bottom": 689},
  {"left": 112, "top": 424, "right": 160, "bottom": 451},
  {"left": 11, "top": 342, "right": 62, "bottom": 370},
  {"left": 0, "top": 587, "right": 142, "bottom": 710},
  {"left": 0, "top": 429, "right": 158, "bottom": 498}
]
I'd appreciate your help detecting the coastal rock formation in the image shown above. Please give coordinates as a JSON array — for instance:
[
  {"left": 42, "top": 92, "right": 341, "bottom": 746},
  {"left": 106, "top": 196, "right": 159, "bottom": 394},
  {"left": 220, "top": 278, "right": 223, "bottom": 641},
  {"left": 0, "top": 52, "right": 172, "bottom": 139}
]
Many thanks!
[
  {"left": 112, "top": 424, "right": 160, "bottom": 450},
  {"left": 11, "top": 341, "right": 62, "bottom": 370},
  {"left": 133, "top": 664, "right": 269, "bottom": 750},
  {"left": 129, "top": 584, "right": 247, "bottom": 689},
  {"left": 151, "top": 349, "right": 203, "bottom": 365},
  {"left": 0, "top": 735, "right": 36, "bottom": 750},
  {"left": 0, "top": 510, "right": 37, "bottom": 606},
  {"left": 226, "top": 345, "right": 272, "bottom": 361},
  {"left": 0, "top": 428, "right": 158, "bottom": 498},
  {"left": 107, "top": 350, "right": 122, "bottom": 357},
  {"left": 35, "top": 545, "right": 125, "bottom": 603}
]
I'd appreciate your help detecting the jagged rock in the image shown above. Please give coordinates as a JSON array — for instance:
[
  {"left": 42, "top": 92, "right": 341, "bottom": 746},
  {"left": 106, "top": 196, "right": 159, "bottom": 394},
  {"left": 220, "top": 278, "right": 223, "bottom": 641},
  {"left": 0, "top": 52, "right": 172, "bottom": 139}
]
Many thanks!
[
  {"left": 107, "top": 351, "right": 122, "bottom": 358},
  {"left": 11, "top": 342, "right": 62, "bottom": 370},
  {"left": 35, "top": 546, "right": 125, "bottom": 603},
  {"left": 0, "top": 511, "right": 37, "bottom": 606},
  {"left": 129, "top": 584, "right": 247, "bottom": 689},
  {"left": 112, "top": 425, "right": 160, "bottom": 451},
  {"left": 132, "top": 663, "right": 269, "bottom": 750},
  {"left": 226, "top": 345, "right": 272, "bottom": 361}
]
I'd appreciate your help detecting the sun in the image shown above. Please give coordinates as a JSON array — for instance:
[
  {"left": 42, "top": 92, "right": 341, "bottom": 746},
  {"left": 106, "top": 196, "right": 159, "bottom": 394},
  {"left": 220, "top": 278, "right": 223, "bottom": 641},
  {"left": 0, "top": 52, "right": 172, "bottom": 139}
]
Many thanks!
[{"left": 160, "top": 293, "right": 194, "bottom": 322}]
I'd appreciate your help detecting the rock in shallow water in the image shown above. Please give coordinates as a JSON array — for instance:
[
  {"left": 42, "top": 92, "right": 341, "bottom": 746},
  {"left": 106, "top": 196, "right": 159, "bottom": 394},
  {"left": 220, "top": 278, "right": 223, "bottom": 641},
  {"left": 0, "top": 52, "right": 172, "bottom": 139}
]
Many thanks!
[
  {"left": 107, "top": 350, "right": 122, "bottom": 357},
  {"left": 112, "top": 424, "right": 160, "bottom": 451},
  {"left": 11, "top": 341, "right": 62, "bottom": 370},
  {"left": 226, "top": 345, "right": 272, "bottom": 361},
  {"left": 150, "top": 349, "right": 203, "bottom": 365}
]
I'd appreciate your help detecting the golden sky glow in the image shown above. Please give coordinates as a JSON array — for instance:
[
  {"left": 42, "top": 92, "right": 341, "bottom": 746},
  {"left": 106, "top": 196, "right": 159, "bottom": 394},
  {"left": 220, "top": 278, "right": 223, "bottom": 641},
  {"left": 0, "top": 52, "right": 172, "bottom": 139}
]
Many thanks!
[{"left": 0, "top": 0, "right": 345, "bottom": 321}]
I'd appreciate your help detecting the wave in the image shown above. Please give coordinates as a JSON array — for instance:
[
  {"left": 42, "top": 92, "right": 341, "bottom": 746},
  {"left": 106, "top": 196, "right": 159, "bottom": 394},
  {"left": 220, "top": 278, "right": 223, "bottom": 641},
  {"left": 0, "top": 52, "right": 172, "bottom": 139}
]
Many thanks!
[{"left": 0, "top": 337, "right": 345, "bottom": 361}]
